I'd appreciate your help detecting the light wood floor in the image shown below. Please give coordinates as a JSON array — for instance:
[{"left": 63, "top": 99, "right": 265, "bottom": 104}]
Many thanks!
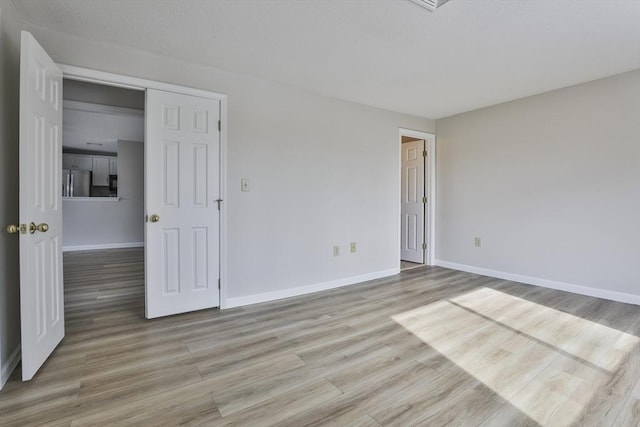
[
  {"left": 400, "top": 260, "right": 424, "bottom": 271},
  {"left": 1, "top": 248, "right": 640, "bottom": 426}
]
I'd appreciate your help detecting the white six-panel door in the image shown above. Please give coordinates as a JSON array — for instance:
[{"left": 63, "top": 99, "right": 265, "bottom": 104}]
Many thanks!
[
  {"left": 401, "top": 139, "right": 425, "bottom": 263},
  {"left": 145, "top": 89, "right": 221, "bottom": 318},
  {"left": 19, "top": 31, "right": 65, "bottom": 380}
]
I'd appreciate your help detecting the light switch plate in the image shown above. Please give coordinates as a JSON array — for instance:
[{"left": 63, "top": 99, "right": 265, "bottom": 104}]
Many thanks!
[{"left": 241, "top": 178, "right": 250, "bottom": 192}]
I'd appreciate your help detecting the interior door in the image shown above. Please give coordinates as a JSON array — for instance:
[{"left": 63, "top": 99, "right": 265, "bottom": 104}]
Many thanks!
[
  {"left": 19, "top": 31, "right": 64, "bottom": 380},
  {"left": 145, "top": 89, "right": 221, "bottom": 318},
  {"left": 401, "top": 139, "right": 425, "bottom": 263}
]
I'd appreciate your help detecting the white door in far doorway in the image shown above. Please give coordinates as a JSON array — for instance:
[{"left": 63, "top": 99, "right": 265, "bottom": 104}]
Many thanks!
[
  {"left": 145, "top": 89, "right": 221, "bottom": 318},
  {"left": 401, "top": 139, "right": 425, "bottom": 263},
  {"left": 18, "top": 31, "right": 65, "bottom": 380}
]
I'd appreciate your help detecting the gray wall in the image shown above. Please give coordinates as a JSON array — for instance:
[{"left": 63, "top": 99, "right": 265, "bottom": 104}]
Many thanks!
[
  {"left": 436, "top": 70, "right": 640, "bottom": 298},
  {"left": 0, "top": 2, "right": 22, "bottom": 386},
  {"left": 63, "top": 140, "right": 144, "bottom": 248}
]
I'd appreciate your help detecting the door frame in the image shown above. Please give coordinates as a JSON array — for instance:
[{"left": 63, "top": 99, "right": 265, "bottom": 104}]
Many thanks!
[
  {"left": 398, "top": 128, "right": 436, "bottom": 266},
  {"left": 57, "top": 64, "right": 229, "bottom": 309}
]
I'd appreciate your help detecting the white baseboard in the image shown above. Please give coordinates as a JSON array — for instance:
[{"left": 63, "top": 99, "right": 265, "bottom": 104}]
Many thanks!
[
  {"left": 63, "top": 242, "right": 144, "bottom": 252},
  {"left": 1, "top": 345, "right": 21, "bottom": 390},
  {"left": 224, "top": 268, "right": 400, "bottom": 309},
  {"left": 434, "top": 260, "right": 640, "bottom": 306}
]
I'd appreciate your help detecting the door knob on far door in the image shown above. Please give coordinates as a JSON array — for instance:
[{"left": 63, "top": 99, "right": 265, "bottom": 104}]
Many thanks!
[
  {"left": 29, "top": 222, "right": 49, "bottom": 234},
  {"left": 150, "top": 214, "right": 160, "bottom": 223}
]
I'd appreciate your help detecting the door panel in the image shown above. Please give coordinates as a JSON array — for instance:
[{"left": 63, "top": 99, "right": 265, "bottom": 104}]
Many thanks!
[
  {"left": 405, "top": 213, "right": 418, "bottom": 250},
  {"left": 145, "top": 90, "right": 220, "bottom": 318},
  {"left": 401, "top": 140, "right": 425, "bottom": 263},
  {"left": 19, "top": 31, "right": 64, "bottom": 380}
]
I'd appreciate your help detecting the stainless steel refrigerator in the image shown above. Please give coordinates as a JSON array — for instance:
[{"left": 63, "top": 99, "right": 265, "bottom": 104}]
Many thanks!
[{"left": 62, "top": 169, "right": 91, "bottom": 197}]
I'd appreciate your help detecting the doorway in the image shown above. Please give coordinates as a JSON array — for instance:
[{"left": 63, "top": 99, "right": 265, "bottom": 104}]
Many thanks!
[
  {"left": 401, "top": 136, "right": 426, "bottom": 267},
  {"left": 61, "top": 78, "right": 146, "bottom": 322},
  {"left": 61, "top": 78, "right": 145, "bottom": 251},
  {"left": 59, "top": 70, "right": 226, "bottom": 319},
  {"left": 398, "top": 129, "right": 435, "bottom": 270},
  {"left": 17, "top": 31, "right": 227, "bottom": 380}
]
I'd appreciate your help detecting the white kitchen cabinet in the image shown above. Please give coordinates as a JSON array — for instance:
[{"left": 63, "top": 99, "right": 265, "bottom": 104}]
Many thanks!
[
  {"left": 109, "top": 157, "right": 118, "bottom": 175},
  {"left": 63, "top": 153, "right": 93, "bottom": 170},
  {"left": 77, "top": 155, "right": 93, "bottom": 171},
  {"left": 92, "top": 156, "right": 110, "bottom": 186},
  {"left": 62, "top": 154, "right": 74, "bottom": 170}
]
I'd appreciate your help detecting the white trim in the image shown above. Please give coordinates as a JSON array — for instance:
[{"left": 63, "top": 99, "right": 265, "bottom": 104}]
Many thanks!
[
  {"left": 59, "top": 64, "right": 227, "bottom": 101},
  {"left": 225, "top": 268, "right": 400, "bottom": 308},
  {"left": 63, "top": 100, "right": 143, "bottom": 117},
  {"left": 218, "top": 97, "right": 229, "bottom": 309},
  {"left": 398, "top": 128, "right": 436, "bottom": 266},
  {"left": 58, "top": 64, "right": 229, "bottom": 309},
  {"left": 1, "top": 345, "right": 21, "bottom": 390},
  {"left": 434, "top": 260, "right": 640, "bottom": 306},
  {"left": 63, "top": 242, "right": 144, "bottom": 252}
]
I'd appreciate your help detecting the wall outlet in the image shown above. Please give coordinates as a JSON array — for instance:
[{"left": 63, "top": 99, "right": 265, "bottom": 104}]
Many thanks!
[
  {"left": 333, "top": 245, "right": 340, "bottom": 256},
  {"left": 241, "top": 178, "right": 250, "bottom": 192},
  {"left": 350, "top": 242, "right": 357, "bottom": 253},
  {"left": 474, "top": 237, "right": 481, "bottom": 247}
]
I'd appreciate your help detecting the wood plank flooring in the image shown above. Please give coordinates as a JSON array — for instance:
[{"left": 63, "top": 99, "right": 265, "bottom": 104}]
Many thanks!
[
  {"left": 400, "top": 260, "right": 423, "bottom": 271},
  {"left": 1, "top": 248, "right": 640, "bottom": 426}
]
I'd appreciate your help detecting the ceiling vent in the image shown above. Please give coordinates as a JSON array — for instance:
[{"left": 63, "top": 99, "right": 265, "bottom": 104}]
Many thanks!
[{"left": 409, "top": 0, "right": 451, "bottom": 12}]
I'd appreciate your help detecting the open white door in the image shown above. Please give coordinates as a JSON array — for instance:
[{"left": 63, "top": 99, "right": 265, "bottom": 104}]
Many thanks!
[
  {"left": 145, "top": 89, "right": 221, "bottom": 318},
  {"left": 18, "top": 31, "right": 64, "bottom": 380},
  {"left": 401, "top": 139, "right": 426, "bottom": 263}
]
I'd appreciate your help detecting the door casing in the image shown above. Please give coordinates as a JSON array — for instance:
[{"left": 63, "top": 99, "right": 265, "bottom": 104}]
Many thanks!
[
  {"left": 58, "top": 64, "right": 229, "bottom": 309},
  {"left": 398, "top": 128, "right": 436, "bottom": 267}
]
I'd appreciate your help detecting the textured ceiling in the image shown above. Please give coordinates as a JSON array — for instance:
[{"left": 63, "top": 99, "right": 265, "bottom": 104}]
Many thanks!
[{"left": 12, "top": 0, "right": 640, "bottom": 118}]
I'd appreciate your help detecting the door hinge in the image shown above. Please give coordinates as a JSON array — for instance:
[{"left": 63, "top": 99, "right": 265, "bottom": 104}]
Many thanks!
[
  {"left": 215, "top": 199, "right": 223, "bottom": 210},
  {"left": 423, "top": 150, "right": 427, "bottom": 157},
  {"left": 218, "top": 278, "right": 221, "bottom": 289},
  {"left": 422, "top": 196, "right": 427, "bottom": 204},
  {"left": 422, "top": 242, "right": 427, "bottom": 250},
  {"left": 145, "top": 214, "right": 148, "bottom": 223},
  {"left": 218, "top": 120, "right": 221, "bottom": 131}
]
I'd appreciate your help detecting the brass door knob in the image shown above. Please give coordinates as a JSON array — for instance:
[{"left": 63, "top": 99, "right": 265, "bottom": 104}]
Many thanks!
[
  {"left": 29, "top": 222, "right": 49, "bottom": 234},
  {"left": 6, "top": 224, "right": 20, "bottom": 234},
  {"left": 150, "top": 214, "right": 160, "bottom": 223}
]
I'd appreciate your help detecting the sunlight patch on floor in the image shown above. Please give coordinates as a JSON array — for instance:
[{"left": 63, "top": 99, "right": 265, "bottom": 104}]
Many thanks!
[{"left": 391, "top": 287, "right": 640, "bottom": 426}]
